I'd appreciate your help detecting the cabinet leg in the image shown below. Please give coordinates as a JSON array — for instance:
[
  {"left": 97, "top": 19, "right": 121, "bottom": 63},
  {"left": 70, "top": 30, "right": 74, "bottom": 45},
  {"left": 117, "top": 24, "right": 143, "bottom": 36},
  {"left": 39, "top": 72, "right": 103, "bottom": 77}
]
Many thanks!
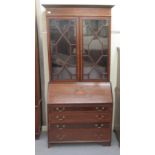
[
  {"left": 100, "top": 142, "right": 111, "bottom": 146},
  {"left": 48, "top": 143, "right": 51, "bottom": 148},
  {"left": 107, "top": 142, "right": 111, "bottom": 146}
]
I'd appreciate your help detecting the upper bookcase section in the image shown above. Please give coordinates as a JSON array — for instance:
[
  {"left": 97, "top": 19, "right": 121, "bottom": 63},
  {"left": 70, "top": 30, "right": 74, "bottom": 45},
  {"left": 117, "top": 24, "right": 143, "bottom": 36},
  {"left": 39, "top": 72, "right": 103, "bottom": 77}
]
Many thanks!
[{"left": 42, "top": 5, "right": 114, "bottom": 17}]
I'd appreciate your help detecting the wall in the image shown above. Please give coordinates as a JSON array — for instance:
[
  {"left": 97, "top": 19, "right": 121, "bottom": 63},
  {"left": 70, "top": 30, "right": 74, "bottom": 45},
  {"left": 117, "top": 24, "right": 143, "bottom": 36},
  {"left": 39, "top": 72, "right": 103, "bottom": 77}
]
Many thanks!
[{"left": 36, "top": 0, "right": 120, "bottom": 128}]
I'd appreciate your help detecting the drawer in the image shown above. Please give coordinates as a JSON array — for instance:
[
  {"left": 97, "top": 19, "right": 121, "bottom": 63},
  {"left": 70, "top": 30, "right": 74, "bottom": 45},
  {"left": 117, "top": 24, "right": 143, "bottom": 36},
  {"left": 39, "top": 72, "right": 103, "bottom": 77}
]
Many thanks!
[
  {"left": 48, "top": 124, "right": 111, "bottom": 142},
  {"left": 48, "top": 111, "right": 112, "bottom": 123},
  {"left": 48, "top": 104, "right": 112, "bottom": 113},
  {"left": 49, "top": 123, "right": 110, "bottom": 129}
]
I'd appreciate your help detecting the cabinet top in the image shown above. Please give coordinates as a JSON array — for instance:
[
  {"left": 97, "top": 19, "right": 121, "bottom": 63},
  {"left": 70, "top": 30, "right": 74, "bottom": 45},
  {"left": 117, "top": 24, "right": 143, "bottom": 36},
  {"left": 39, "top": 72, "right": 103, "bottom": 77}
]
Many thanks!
[
  {"left": 43, "top": 5, "right": 113, "bottom": 17},
  {"left": 48, "top": 82, "right": 113, "bottom": 104},
  {"left": 42, "top": 4, "right": 114, "bottom": 8}
]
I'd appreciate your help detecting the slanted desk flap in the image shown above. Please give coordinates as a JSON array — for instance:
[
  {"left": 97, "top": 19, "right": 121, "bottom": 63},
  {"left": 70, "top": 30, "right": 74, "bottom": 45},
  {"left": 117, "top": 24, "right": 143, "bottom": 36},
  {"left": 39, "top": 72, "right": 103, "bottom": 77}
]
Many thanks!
[{"left": 48, "top": 82, "right": 112, "bottom": 104}]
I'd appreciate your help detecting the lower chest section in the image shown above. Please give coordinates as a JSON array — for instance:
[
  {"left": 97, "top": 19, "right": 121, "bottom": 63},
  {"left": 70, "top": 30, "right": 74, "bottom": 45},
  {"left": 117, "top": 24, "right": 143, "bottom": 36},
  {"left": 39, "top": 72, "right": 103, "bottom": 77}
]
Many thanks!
[{"left": 48, "top": 104, "right": 112, "bottom": 144}]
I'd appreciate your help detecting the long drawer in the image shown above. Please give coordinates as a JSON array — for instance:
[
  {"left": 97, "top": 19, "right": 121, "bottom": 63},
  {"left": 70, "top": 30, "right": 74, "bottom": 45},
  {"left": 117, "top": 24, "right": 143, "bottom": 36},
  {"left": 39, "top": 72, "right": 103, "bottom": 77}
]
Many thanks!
[
  {"left": 49, "top": 111, "right": 112, "bottom": 123},
  {"left": 48, "top": 104, "right": 112, "bottom": 113},
  {"left": 48, "top": 124, "right": 111, "bottom": 142}
]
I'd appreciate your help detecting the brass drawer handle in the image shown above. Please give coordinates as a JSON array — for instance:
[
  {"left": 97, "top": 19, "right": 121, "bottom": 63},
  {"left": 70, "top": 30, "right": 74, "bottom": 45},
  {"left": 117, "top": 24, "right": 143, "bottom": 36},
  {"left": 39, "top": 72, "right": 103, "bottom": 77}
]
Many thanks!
[
  {"left": 95, "top": 124, "right": 98, "bottom": 127},
  {"left": 56, "top": 115, "right": 65, "bottom": 121},
  {"left": 56, "top": 134, "right": 65, "bottom": 140},
  {"left": 95, "top": 107, "right": 105, "bottom": 111},
  {"left": 56, "top": 107, "right": 65, "bottom": 112},
  {"left": 56, "top": 124, "right": 66, "bottom": 129},
  {"left": 94, "top": 124, "right": 104, "bottom": 128},
  {"left": 95, "top": 133, "right": 104, "bottom": 138},
  {"left": 96, "top": 114, "right": 104, "bottom": 119}
]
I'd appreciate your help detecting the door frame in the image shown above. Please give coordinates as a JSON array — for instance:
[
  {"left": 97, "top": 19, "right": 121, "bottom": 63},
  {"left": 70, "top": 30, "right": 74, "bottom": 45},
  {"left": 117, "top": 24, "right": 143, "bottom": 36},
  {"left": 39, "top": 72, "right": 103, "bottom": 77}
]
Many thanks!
[
  {"left": 79, "top": 17, "right": 111, "bottom": 82},
  {"left": 46, "top": 17, "right": 80, "bottom": 82}
]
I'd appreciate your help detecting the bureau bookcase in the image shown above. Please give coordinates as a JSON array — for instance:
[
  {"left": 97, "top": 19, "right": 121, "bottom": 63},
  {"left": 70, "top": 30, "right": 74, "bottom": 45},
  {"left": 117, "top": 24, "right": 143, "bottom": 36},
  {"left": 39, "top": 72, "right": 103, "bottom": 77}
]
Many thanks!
[{"left": 43, "top": 5, "right": 113, "bottom": 147}]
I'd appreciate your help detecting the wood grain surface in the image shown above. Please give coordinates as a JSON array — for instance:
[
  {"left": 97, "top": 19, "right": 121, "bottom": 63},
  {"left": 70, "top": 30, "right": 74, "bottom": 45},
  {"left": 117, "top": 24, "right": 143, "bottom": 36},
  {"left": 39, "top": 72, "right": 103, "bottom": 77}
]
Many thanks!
[{"left": 48, "top": 82, "right": 112, "bottom": 104}]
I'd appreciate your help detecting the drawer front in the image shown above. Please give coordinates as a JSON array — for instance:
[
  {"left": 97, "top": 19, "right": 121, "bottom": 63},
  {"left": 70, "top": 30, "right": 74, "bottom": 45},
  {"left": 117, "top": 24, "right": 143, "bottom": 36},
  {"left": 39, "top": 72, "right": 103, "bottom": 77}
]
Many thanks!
[
  {"left": 48, "top": 126, "right": 111, "bottom": 142},
  {"left": 48, "top": 104, "right": 112, "bottom": 113},
  {"left": 49, "top": 111, "right": 112, "bottom": 123},
  {"left": 49, "top": 123, "right": 110, "bottom": 129}
]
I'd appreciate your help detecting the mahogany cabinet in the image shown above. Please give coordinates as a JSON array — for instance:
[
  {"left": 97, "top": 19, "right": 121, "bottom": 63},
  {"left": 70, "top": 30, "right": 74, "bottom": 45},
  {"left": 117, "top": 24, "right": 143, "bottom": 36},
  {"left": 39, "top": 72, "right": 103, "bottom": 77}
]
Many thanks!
[
  {"left": 35, "top": 21, "right": 42, "bottom": 138},
  {"left": 43, "top": 5, "right": 114, "bottom": 146}
]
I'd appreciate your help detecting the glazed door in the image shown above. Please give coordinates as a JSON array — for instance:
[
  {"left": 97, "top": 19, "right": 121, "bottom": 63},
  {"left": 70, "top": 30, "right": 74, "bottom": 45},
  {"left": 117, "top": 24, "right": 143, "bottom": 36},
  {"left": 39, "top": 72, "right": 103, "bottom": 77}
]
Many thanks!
[
  {"left": 48, "top": 17, "right": 80, "bottom": 81},
  {"left": 81, "top": 17, "right": 110, "bottom": 81},
  {"left": 48, "top": 17, "right": 110, "bottom": 82}
]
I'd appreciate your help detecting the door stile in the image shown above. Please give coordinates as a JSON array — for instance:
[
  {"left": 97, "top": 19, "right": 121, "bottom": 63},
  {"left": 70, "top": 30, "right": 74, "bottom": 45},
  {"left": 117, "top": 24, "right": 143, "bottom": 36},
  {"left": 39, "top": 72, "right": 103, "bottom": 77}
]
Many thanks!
[
  {"left": 79, "top": 17, "right": 83, "bottom": 81},
  {"left": 76, "top": 17, "right": 80, "bottom": 81}
]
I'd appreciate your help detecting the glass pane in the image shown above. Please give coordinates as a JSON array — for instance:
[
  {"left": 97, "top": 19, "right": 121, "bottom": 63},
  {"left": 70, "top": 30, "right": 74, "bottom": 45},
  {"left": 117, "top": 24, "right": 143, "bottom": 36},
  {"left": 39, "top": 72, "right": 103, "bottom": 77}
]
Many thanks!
[
  {"left": 50, "top": 19, "right": 77, "bottom": 80},
  {"left": 83, "top": 19, "right": 109, "bottom": 80}
]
